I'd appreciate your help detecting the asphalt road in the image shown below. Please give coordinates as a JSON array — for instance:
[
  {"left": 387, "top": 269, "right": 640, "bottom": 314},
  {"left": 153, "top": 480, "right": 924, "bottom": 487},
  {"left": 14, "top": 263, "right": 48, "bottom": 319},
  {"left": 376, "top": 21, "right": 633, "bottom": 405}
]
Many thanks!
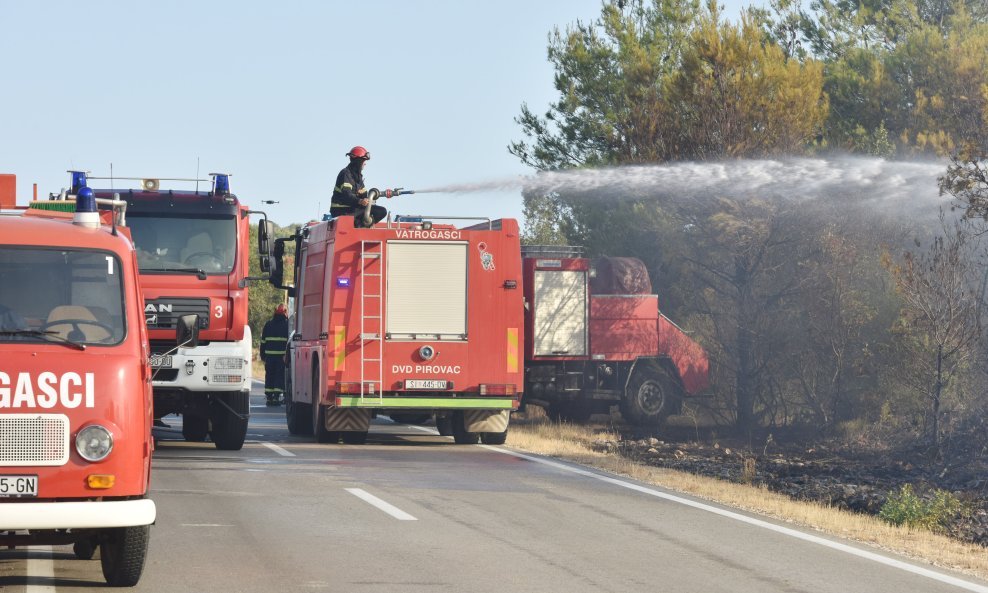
[{"left": 2, "top": 380, "right": 988, "bottom": 593}]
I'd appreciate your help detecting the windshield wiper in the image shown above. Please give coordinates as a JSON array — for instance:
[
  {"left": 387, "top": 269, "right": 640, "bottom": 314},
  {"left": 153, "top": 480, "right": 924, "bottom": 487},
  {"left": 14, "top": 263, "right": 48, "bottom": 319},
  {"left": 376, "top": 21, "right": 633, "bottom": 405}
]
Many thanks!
[
  {"left": 142, "top": 267, "right": 207, "bottom": 280},
  {"left": 0, "top": 330, "right": 87, "bottom": 350}
]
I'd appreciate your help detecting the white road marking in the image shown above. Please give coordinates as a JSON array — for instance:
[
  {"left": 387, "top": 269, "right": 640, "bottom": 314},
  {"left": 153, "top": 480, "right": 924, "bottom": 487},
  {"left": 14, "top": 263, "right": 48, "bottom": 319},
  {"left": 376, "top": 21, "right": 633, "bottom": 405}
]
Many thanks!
[
  {"left": 26, "top": 545, "right": 55, "bottom": 593},
  {"left": 259, "top": 441, "right": 295, "bottom": 457},
  {"left": 181, "top": 523, "right": 234, "bottom": 527},
  {"left": 346, "top": 488, "right": 417, "bottom": 521},
  {"left": 405, "top": 423, "right": 988, "bottom": 592}
]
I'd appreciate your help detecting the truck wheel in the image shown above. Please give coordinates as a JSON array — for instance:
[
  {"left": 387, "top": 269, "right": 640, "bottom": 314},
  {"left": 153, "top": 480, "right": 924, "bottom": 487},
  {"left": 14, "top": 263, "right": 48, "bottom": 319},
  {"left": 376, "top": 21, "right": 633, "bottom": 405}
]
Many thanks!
[
  {"left": 181, "top": 414, "right": 209, "bottom": 442},
  {"left": 622, "top": 364, "right": 677, "bottom": 427},
  {"left": 451, "top": 411, "right": 480, "bottom": 444},
  {"left": 285, "top": 371, "right": 313, "bottom": 435},
  {"left": 341, "top": 431, "right": 368, "bottom": 445},
  {"left": 435, "top": 415, "right": 453, "bottom": 436},
  {"left": 211, "top": 392, "right": 249, "bottom": 450},
  {"left": 480, "top": 428, "right": 508, "bottom": 445},
  {"left": 389, "top": 413, "right": 431, "bottom": 425},
  {"left": 73, "top": 538, "right": 97, "bottom": 560},
  {"left": 311, "top": 362, "right": 338, "bottom": 443},
  {"left": 99, "top": 525, "right": 149, "bottom": 587}
]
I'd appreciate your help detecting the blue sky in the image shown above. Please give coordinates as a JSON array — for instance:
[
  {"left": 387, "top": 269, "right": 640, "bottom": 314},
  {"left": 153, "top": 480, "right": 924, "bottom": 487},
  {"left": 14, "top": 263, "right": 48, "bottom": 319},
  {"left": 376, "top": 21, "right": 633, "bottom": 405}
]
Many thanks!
[{"left": 1, "top": 1, "right": 756, "bottom": 228}]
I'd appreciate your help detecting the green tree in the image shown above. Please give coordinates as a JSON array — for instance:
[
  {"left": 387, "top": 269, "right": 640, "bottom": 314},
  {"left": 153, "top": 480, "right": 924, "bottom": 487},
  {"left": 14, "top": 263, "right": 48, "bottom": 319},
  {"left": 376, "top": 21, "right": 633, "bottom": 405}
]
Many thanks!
[
  {"left": 247, "top": 222, "right": 297, "bottom": 353},
  {"left": 666, "top": 10, "right": 828, "bottom": 158}
]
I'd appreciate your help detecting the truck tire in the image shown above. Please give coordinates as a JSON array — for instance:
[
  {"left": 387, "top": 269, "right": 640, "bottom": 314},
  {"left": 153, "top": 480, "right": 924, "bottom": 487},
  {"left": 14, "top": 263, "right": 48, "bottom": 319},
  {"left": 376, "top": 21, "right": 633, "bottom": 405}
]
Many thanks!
[
  {"left": 285, "top": 370, "right": 313, "bottom": 435},
  {"left": 99, "top": 524, "right": 149, "bottom": 587},
  {"left": 451, "top": 411, "right": 480, "bottom": 444},
  {"left": 341, "top": 431, "right": 368, "bottom": 445},
  {"left": 311, "top": 361, "right": 338, "bottom": 443},
  {"left": 73, "top": 538, "right": 97, "bottom": 560},
  {"left": 480, "top": 428, "right": 508, "bottom": 445},
  {"left": 435, "top": 415, "right": 453, "bottom": 436},
  {"left": 389, "top": 413, "right": 431, "bottom": 425},
  {"left": 313, "top": 404, "right": 340, "bottom": 444},
  {"left": 211, "top": 392, "right": 249, "bottom": 450},
  {"left": 181, "top": 414, "right": 209, "bottom": 442},
  {"left": 622, "top": 363, "right": 677, "bottom": 427}
]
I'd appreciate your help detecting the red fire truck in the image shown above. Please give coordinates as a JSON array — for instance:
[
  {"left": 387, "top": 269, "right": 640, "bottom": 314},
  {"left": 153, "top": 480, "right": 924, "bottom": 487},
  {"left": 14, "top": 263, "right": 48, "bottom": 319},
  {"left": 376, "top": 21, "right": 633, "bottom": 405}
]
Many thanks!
[
  {"left": 0, "top": 179, "right": 194, "bottom": 586},
  {"left": 266, "top": 214, "right": 524, "bottom": 444},
  {"left": 521, "top": 246, "right": 709, "bottom": 425},
  {"left": 68, "top": 171, "right": 257, "bottom": 450}
]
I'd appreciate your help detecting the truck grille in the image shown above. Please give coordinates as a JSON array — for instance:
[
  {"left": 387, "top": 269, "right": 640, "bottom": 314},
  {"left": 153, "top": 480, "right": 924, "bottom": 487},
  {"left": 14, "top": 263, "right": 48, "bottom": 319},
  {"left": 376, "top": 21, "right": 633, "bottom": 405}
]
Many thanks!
[
  {"left": 145, "top": 297, "right": 210, "bottom": 330},
  {"left": 0, "top": 414, "right": 70, "bottom": 466}
]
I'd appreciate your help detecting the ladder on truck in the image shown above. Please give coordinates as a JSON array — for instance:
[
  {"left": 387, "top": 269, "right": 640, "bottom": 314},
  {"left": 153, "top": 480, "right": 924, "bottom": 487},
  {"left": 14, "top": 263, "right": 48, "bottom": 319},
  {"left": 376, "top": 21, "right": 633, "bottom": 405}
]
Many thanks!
[{"left": 359, "top": 240, "right": 384, "bottom": 401}]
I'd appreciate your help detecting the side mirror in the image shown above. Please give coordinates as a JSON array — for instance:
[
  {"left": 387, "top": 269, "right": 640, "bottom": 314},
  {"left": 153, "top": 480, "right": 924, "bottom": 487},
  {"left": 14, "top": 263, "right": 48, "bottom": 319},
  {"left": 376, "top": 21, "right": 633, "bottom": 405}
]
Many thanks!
[
  {"left": 176, "top": 314, "right": 200, "bottom": 349},
  {"left": 258, "top": 219, "right": 274, "bottom": 257}
]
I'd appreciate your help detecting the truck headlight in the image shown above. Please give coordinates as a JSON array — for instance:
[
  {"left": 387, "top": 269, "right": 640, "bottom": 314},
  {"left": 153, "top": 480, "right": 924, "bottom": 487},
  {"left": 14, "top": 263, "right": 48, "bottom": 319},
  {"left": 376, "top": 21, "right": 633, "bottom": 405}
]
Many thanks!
[{"left": 76, "top": 425, "right": 113, "bottom": 462}]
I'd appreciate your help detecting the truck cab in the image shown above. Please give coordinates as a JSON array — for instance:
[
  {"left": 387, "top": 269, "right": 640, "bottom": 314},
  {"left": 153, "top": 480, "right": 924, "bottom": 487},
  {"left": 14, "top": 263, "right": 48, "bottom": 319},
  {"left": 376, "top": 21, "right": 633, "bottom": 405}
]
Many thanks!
[
  {"left": 0, "top": 189, "right": 168, "bottom": 586},
  {"left": 83, "top": 172, "right": 253, "bottom": 450}
]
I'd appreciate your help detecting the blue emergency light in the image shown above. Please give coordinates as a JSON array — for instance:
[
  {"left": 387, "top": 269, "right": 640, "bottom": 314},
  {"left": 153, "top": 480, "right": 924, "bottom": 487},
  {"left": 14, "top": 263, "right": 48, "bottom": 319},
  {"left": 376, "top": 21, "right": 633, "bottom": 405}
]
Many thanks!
[
  {"left": 336, "top": 277, "right": 351, "bottom": 288},
  {"left": 73, "top": 186, "right": 100, "bottom": 228},
  {"left": 210, "top": 173, "right": 231, "bottom": 195},
  {"left": 69, "top": 171, "right": 88, "bottom": 194},
  {"left": 76, "top": 187, "right": 97, "bottom": 212}
]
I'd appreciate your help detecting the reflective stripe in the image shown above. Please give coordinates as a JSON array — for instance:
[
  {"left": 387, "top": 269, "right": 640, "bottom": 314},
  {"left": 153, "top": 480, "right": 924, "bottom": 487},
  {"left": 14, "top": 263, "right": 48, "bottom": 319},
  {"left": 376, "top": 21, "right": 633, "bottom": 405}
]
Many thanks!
[
  {"left": 507, "top": 327, "right": 519, "bottom": 373},
  {"left": 265, "top": 350, "right": 286, "bottom": 355},
  {"left": 264, "top": 388, "right": 284, "bottom": 393},
  {"left": 334, "top": 326, "right": 346, "bottom": 371},
  {"left": 334, "top": 183, "right": 354, "bottom": 192},
  {"left": 265, "top": 337, "right": 287, "bottom": 342}
]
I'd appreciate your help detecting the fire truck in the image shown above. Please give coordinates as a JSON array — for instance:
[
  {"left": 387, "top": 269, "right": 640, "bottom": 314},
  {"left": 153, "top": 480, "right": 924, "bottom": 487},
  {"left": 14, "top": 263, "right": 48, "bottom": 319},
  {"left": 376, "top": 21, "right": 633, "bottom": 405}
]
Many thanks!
[
  {"left": 0, "top": 178, "right": 190, "bottom": 586},
  {"left": 265, "top": 214, "right": 524, "bottom": 444},
  {"left": 62, "top": 171, "right": 258, "bottom": 450},
  {"left": 521, "top": 246, "right": 709, "bottom": 425}
]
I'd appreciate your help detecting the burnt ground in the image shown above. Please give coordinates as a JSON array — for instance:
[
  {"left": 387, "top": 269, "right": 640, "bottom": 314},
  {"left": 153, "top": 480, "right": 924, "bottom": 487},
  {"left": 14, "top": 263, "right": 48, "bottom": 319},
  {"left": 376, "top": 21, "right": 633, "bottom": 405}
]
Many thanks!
[{"left": 602, "top": 417, "right": 988, "bottom": 546}]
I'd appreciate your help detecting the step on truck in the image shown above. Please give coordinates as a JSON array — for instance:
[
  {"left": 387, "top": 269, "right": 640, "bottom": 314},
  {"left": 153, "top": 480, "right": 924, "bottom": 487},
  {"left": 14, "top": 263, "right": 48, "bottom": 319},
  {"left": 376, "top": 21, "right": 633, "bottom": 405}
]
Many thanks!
[
  {"left": 61, "top": 171, "right": 257, "bottom": 450},
  {"left": 264, "top": 213, "right": 524, "bottom": 444},
  {"left": 521, "top": 246, "right": 709, "bottom": 426},
  {"left": 0, "top": 180, "right": 196, "bottom": 586}
]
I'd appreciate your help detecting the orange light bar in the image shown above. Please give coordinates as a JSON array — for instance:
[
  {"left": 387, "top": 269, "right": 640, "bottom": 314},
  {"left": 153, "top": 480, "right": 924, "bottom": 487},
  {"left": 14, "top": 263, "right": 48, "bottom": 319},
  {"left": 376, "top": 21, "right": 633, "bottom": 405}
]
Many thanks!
[
  {"left": 87, "top": 475, "right": 116, "bottom": 489},
  {"left": 337, "top": 382, "right": 361, "bottom": 394},
  {"left": 478, "top": 384, "right": 517, "bottom": 396}
]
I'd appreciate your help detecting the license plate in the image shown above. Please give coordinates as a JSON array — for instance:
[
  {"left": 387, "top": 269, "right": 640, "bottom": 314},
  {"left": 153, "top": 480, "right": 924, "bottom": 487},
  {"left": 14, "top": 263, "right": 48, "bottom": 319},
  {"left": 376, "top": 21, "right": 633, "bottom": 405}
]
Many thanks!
[
  {"left": 149, "top": 354, "right": 173, "bottom": 368},
  {"left": 405, "top": 380, "right": 448, "bottom": 390},
  {"left": 0, "top": 475, "right": 38, "bottom": 498}
]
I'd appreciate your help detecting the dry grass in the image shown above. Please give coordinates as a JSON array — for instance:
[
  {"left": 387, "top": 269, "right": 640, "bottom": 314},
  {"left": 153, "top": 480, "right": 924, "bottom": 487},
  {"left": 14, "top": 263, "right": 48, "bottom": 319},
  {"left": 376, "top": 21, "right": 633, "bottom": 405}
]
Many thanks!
[{"left": 506, "top": 417, "right": 988, "bottom": 582}]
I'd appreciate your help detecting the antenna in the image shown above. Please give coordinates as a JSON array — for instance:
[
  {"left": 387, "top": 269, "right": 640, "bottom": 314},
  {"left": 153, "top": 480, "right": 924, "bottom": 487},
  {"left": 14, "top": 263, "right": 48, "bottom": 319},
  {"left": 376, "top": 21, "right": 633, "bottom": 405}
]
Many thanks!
[
  {"left": 110, "top": 162, "right": 114, "bottom": 192},
  {"left": 195, "top": 157, "right": 200, "bottom": 193}
]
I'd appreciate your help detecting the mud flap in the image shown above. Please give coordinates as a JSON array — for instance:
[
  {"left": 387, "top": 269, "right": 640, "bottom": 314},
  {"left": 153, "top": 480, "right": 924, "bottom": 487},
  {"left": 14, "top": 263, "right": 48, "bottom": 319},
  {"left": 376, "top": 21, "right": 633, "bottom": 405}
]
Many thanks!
[
  {"left": 463, "top": 410, "right": 509, "bottom": 433},
  {"left": 326, "top": 408, "right": 371, "bottom": 432}
]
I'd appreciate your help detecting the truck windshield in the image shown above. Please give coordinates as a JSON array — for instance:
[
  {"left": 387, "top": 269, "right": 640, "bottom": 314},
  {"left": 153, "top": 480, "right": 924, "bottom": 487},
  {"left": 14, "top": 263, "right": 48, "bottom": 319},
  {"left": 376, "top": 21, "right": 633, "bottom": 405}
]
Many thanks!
[
  {"left": 0, "top": 247, "right": 126, "bottom": 346},
  {"left": 127, "top": 215, "right": 236, "bottom": 274}
]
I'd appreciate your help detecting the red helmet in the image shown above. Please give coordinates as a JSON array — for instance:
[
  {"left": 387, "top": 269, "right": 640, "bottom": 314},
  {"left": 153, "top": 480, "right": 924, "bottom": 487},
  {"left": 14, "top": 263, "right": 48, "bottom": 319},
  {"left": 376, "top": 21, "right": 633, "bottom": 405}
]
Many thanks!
[
  {"left": 346, "top": 146, "right": 370, "bottom": 160},
  {"left": 275, "top": 304, "right": 287, "bottom": 316}
]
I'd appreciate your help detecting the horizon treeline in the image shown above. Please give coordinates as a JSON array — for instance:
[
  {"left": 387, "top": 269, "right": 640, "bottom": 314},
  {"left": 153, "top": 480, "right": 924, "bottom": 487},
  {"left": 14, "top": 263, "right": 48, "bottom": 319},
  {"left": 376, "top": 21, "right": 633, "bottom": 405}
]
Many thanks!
[{"left": 512, "top": 0, "right": 988, "bottom": 456}]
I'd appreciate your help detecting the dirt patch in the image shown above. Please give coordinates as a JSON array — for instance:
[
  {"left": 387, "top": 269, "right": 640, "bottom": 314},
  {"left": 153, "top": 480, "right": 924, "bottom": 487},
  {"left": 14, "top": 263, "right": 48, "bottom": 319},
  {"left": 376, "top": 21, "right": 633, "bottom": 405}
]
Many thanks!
[{"left": 614, "top": 420, "right": 988, "bottom": 546}]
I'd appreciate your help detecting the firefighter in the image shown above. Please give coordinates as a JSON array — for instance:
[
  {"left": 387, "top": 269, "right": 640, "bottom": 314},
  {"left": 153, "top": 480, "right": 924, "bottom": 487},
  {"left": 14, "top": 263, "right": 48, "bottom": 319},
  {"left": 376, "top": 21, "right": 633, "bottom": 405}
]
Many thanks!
[
  {"left": 260, "top": 303, "right": 290, "bottom": 406},
  {"left": 330, "top": 146, "right": 387, "bottom": 227}
]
